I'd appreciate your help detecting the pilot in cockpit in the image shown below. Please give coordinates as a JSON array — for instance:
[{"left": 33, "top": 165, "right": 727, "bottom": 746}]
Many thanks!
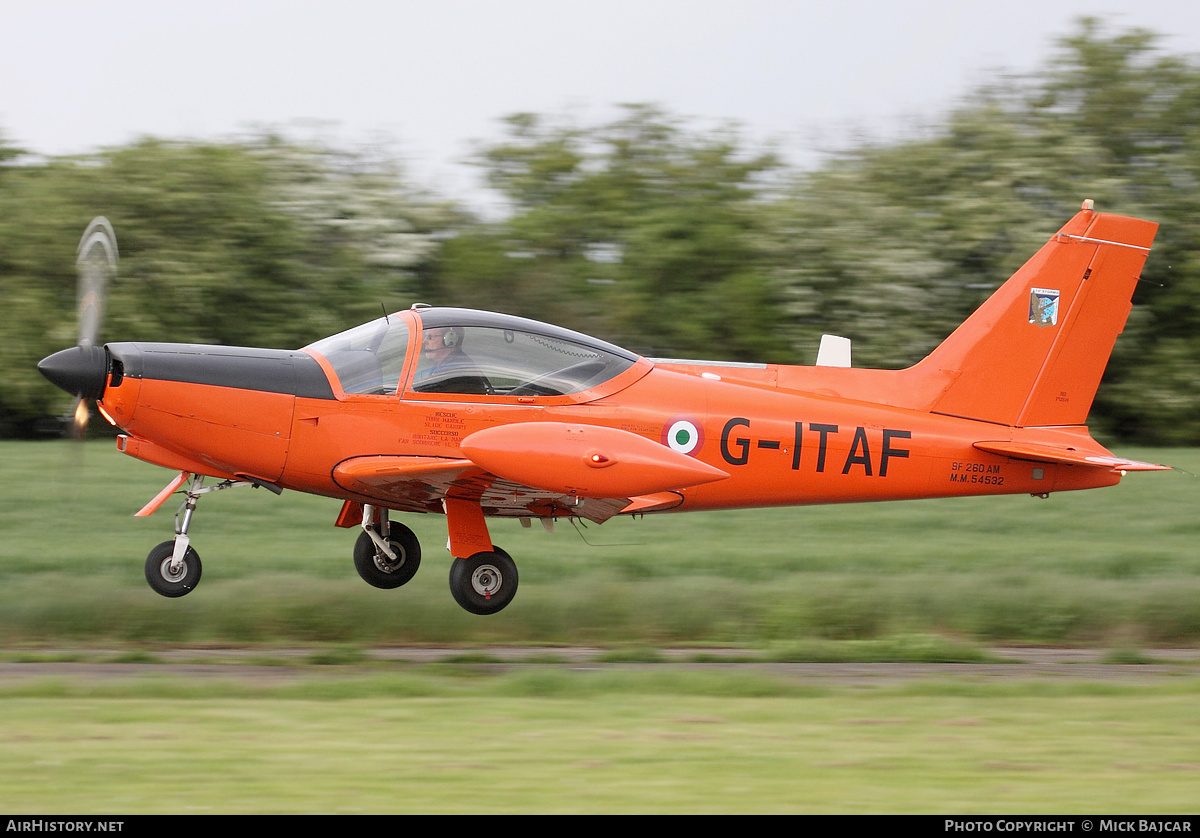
[
  {"left": 414, "top": 326, "right": 490, "bottom": 394},
  {"left": 421, "top": 326, "right": 469, "bottom": 367}
]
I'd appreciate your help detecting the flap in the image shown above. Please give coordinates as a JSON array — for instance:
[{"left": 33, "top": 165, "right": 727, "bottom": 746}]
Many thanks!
[{"left": 331, "top": 454, "right": 637, "bottom": 524}]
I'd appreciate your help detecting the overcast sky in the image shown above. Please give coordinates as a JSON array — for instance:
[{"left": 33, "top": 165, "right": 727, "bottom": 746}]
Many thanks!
[{"left": 5, "top": 1, "right": 1200, "bottom": 210}]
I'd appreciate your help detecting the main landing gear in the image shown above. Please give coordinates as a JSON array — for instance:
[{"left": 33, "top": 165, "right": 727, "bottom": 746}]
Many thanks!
[
  {"left": 354, "top": 504, "right": 422, "bottom": 589},
  {"left": 357, "top": 503, "right": 518, "bottom": 615},
  {"left": 448, "top": 549, "right": 519, "bottom": 616}
]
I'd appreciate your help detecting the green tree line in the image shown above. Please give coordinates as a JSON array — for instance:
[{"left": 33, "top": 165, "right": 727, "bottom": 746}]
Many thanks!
[{"left": 2, "top": 18, "right": 1197, "bottom": 442}]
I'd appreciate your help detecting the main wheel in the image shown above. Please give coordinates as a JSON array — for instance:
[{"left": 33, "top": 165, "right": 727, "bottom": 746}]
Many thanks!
[
  {"left": 353, "top": 523, "right": 422, "bottom": 589},
  {"left": 449, "top": 548, "right": 518, "bottom": 615},
  {"left": 145, "top": 540, "right": 202, "bottom": 598}
]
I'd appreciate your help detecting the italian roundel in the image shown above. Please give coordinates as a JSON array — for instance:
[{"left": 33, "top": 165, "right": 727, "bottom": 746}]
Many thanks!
[{"left": 662, "top": 416, "right": 704, "bottom": 456}]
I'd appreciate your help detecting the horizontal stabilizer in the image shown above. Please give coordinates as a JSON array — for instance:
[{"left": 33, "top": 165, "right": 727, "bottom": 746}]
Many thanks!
[{"left": 973, "top": 441, "right": 1170, "bottom": 473}]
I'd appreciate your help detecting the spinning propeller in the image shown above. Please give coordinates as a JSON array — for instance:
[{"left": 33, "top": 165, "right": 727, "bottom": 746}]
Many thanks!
[{"left": 37, "top": 218, "right": 118, "bottom": 436}]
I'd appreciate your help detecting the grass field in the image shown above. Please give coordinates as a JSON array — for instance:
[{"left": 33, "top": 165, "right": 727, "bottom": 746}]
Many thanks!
[
  {"left": 0, "top": 668, "right": 1197, "bottom": 813},
  {"left": 2, "top": 440, "right": 1199, "bottom": 813}
]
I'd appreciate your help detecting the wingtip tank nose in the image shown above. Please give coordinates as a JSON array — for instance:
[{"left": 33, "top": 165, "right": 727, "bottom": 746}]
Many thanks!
[{"left": 38, "top": 345, "right": 108, "bottom": 400}]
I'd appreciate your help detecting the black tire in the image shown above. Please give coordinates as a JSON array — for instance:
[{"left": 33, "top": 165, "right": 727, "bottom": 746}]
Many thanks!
[
  {"left": 353, "top": 523, "right": 422, "bottom": 589},
  {"left": 144, "top": 540, "right": 202, "bottom": 598},
  {"left": 449, "top": 548, "right": 518, "bottom": 615}
]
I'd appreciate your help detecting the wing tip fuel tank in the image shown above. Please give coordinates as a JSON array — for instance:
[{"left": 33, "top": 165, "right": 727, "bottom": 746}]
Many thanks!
[{"left": 460, "top": 422, "right": 729, "bottom": 498}]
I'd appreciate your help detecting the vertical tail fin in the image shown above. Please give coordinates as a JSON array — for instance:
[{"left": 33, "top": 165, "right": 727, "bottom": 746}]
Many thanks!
[{"left": 913, "top": 203, "right": 1157, "bottom": 427}]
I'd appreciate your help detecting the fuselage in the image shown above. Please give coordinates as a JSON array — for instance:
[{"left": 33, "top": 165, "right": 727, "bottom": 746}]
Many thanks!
[{"left": 70, "top": 306, "right": 1120, "bottom": 523}]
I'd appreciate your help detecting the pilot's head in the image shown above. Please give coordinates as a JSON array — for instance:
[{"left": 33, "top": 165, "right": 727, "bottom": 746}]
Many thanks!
[{"left": 421, "top": 326, "right": 464, "bottom": 363}]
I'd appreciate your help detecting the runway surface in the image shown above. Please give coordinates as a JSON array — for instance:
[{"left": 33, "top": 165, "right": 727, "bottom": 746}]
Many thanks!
[{"left": 2, "top": 647, "right": 1198, "bottom": 685}]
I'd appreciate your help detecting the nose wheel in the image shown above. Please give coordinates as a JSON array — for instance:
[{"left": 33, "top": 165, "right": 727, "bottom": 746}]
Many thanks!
[
  {"left": 145, "top": 540, "right": 202, "bottom": 598},
  {"left": 449, "top": 549, "right": 518, "bottom": 615},
  {"left": 140, "top": 473, "right": 258, "bottom": 598}
]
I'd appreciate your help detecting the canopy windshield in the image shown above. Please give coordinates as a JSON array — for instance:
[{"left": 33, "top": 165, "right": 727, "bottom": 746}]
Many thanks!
[
  {"left": 304, "top": 317, "right": 411, "bottom": 395},
  {"left": 305, "top": 308, "right": 642, "bottom": 399},
  {"left": 411, "top": 308, "right": 639, "bottom": 397}
]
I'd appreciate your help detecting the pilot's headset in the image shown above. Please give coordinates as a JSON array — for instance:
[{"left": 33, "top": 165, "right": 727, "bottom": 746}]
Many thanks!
[{"left": 441, "top": 327, "right": 464, "bottom": 349}]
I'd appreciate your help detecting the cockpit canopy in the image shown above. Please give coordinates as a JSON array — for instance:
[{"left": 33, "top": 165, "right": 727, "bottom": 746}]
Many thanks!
[{"left": 304, "top": 307, "right": 641, "bottom": 398}]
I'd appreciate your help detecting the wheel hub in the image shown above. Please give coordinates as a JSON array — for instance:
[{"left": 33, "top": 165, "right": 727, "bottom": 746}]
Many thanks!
[
  {"left": 158, "top": 557, "right": 188, "bottom": 583},
  {"left": 373, "top": 546, "right": 405, "bottom": 574},
  {"left": 470, "top": 564, "right": 502, "bottom": 598}
]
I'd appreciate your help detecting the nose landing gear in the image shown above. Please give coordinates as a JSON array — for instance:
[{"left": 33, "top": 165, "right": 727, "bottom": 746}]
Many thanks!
[{"left": 142, "top": 474, "right": 257, "bottom": 598}]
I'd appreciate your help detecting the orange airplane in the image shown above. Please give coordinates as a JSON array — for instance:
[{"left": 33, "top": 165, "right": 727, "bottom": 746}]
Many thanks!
[{"left": 38, "top": 201, "right": 1168, "bottom": 614}]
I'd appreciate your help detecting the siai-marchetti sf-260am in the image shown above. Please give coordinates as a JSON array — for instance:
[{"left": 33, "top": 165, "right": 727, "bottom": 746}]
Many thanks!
[{"left": 39, "top": 201, "right": 1169, "bottom": 615}]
